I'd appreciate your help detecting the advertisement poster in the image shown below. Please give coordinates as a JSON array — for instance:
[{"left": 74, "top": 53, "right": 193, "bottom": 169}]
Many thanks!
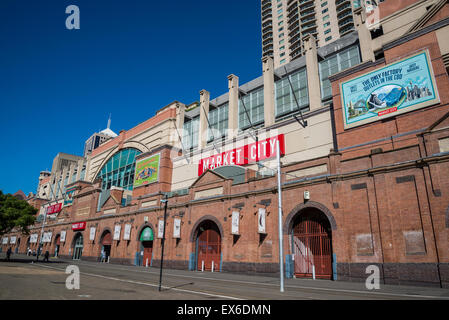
[
  {"left": 2, "top": 237, "right": 8, "bottom": 245},
  {"left": 89, "top": 227, "right": 96, "bottom": 241},
  {"left": 123, "top": 224, "right": 132, "bottom": 241},
  {"left": 258, "top": 208, "right": 266, "bottom": 234},
  {"left": 231, "top": 212, "right": 240, "bottom": 235},
  {"left": 158, "top": 220, "right": 164, "bottom": 239},
  {"left": 43, "top": 232, "right": 52, "bottom": 243},
  {"left": 133, "top": 153, "right": 160, "bottom": 188},
  {"left": 10, "top": 236, "right": 16, "bottom": 244},
  {"left": 60, "top": 231, "right": 66, "bottom": 243},
  {"left": 30, "top": 234, "right": 38, "bottom": 244},
  {"left": 173, "top": 218, "right": 181, "bottom": 239},
  {"left": 113, "top": 225, "right": 121, "bottom": 241},
  {"left": 341, "top": 50, "right": 439, "bottom": 129},
  {"left": 64, "top": 187, "right": 77, "bottom": 207}
]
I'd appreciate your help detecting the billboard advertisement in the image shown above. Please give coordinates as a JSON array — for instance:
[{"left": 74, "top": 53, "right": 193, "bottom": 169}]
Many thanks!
[
  {"left": 64, "top": 187, "right": 77, "bottom": 207},
  {"left": 341, "top": 50, "right": 439, "bottom": 129},
  {"left": 133, "top": 153, "right": 161, "bottom": 188}
]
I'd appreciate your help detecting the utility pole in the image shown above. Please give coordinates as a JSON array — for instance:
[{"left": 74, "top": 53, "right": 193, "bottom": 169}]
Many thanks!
[
  {"left": 37, "top": 207, "right": 48, "bottom": 262},
  {"left": 158, "top": 194, "right": 169, "bottom": 292},
  {"left": 276, "top": 139, "right": 285, "bottom": 293}
]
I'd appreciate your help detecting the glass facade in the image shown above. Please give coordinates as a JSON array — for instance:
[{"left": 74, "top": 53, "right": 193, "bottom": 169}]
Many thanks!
[
  {"left": 182, "top": 116, "right": 200, "bottom": 150},
  {"left": 96, "top": 148, "right": 142, "bottom": 191},
  {"left": 208, "top": 103, "right": 229, "bottom": 143},
  {"left": 275, "top": 68, "right": 309, "bottom": 119},
  {"left": 319, "top": 45, "right": 361, "bottom": 101},
  {"left": 239, "top": 88, "right": 264, "bottom": 130}
]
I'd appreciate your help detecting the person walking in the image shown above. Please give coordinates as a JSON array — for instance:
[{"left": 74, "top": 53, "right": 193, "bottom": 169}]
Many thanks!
[
  {"left": 44, "top": 250, "right": 50, "bottom": 262},
  {"left": 6, "top": 247, "right": 12, "bottom": 261}
]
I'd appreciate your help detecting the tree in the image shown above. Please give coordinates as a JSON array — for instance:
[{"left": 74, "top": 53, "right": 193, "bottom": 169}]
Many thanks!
[{"left": 0, "top": 190, "right": 37, "bottom": 236}]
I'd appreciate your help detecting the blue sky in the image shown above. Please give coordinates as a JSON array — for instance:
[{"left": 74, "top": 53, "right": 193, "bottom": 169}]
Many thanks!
[{"left": 0, "top": 0, "right": 262, "bottom": 195}]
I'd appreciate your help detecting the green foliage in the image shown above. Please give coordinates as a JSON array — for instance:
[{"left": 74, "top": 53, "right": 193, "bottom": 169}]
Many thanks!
[{"left": 0, "top": 190, "right": 37, "bottom": 236}]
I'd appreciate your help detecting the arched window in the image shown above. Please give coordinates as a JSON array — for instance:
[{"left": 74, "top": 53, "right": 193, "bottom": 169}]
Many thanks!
[{"left": 96, "top": 148, "right": 142, "bottom": 191}]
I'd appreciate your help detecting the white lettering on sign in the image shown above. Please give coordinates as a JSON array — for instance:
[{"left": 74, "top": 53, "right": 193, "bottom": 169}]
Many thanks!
[{"left": 198, "top": 134, "right": 285, "bottom": 176}]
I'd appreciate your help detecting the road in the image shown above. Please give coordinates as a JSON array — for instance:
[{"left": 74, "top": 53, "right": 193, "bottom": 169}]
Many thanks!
[{"left": 1, "top": 254, "right": 449, "bottom": 301}]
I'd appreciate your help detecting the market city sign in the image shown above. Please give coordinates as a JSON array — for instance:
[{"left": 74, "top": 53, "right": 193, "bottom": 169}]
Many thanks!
[
  {"left": 46, "top": 203, "right": 63, "bottom": 215},
  {"left": 341, "top": 50, "right": 439, "bottom": 129},
  {"left": 72, "top": 222, "right": 87, "bottom": 231},
  {"left": 198, "top": 134, "right": 285, "bottom": 176}
]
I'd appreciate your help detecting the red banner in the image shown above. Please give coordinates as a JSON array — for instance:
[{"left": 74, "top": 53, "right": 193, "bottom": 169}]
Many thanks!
[
  {"left": 46, "top": 203, "right": 62, "bottom": 215},
  {"left": 72, "top": 222, "right": 86, "bottom": 231},
  {"left": 198, "top": 134, "right": 285, "bottom": 176}
]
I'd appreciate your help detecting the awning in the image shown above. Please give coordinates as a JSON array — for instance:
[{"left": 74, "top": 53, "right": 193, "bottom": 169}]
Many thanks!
[{"left": 140, "top": 227, "right": 154, "bottom": 242}]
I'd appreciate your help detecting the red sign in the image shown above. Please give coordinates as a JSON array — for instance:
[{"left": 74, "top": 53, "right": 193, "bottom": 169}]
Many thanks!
[
  {"left": 198, "top": 134, "right": 285, "bottom": 176},
  {"left": 377, "top": 107, "right": 398, "bottom": 117},
  {"left": 46, "top": 203, "right": 62, "bottom": 215},
  {"left": 72, "top": 222, "right": 86, "bottom": 231}
]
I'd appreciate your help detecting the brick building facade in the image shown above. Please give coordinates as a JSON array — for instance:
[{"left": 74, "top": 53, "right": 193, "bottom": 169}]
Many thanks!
[{"left": 3, "top": 0, "right": 449, "bottom": 288}]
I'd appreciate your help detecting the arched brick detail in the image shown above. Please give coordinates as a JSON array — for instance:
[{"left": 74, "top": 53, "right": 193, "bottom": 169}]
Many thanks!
[
  {"left": 283, "top": 201, "right": 337, "bottom": 235},
  {"left": 189, "top": 215, "right": 224, "bottom": 243},
  {"left": 99, "top": 227, "right": 113, "bottom": 242},
  {"left": 136, "top": 223, "right": 155, "bottom": 241}
]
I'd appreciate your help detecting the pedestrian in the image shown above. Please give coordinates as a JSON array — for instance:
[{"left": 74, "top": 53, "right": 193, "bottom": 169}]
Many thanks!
[
  {"left": 6, "top": 247, "right": 12, "bottom": 261},
  {"left": 44, "top": 250, "right": 49, "bottom": 262},
  {"left": 101, "top": 250, "right": 106, "bottom": 263}
]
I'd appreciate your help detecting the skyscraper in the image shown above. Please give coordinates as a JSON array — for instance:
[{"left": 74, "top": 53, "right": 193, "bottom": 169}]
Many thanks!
[{"left": 261, "top": 0, "right": 379, "bottom": 69}]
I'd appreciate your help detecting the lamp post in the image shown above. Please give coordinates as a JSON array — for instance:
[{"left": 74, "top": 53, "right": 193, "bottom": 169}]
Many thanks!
[
  {"left": 276, "top": 139, "right": 285, "bottom": 293},
  {"left": 158, "top": 194, "right": 169, "bottom": 292}
]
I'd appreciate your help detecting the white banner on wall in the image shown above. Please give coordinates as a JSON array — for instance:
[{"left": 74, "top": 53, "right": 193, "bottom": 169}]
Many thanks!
[
  {"left": 232, "top": 211, "right": 240, "bottom": 235},
  {"left": 89, "top": 227, "right": 96, "bottom": 241},
  {"left": 123, "top": 224, "right": 132, "bottom": 241},
  {"left": 113, "top": 225, "right": 121, "bottom": 241},
  {"left": 2, "top": 237, "right": 8, "bottom": 245},
  {"left": 43, "top": 232, "right": 52, "bottom": 243},
  {"left": 158, "top": 220, "right": 164, "bottom": 239},
  {"left": 258, "top": 208, "right": 266, "bottom": 234},
  {"left": 30, "top": 234, "right": 38, "bottom": 244},
  {"left": 60, "top": 231, "right": 66, "bottom": 243},
  {"left": 10, "top": 236, "right": 17, "bottom": 244},
  {"left": 173, "top": 218, "right": 181, "bottom": 239}
]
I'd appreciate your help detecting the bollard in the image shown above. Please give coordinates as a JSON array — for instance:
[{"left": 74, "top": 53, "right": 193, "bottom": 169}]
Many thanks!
[
  {"left": 212, "top": 261, "right": 214, "bottom": 273},
  {"left": 107, "top": 256, "right": 110, "bottom": 264},
  {"left": 146, "top": 258, "right": 149, "bottom": 268},
  {"left": 201, "top": 260, "right": 204, "bottom": 272},
  {"left": 312, "top": 265, "right": 316, "bottom": 280}
]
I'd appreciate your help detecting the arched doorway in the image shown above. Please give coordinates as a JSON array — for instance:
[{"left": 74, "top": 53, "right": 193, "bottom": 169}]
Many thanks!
[
  {"left": 100, "top": 231, "right": 112, "bottom": 262},
  {"left": 139, "top": 227, "right": 154, "bottom": 267},
  {"left": 72, "top": 233, "right": 84, "bottom": 260},
  {"left": 196, "top": 220, "right": 221, "bottom": 272},
  {"left": 291, "top": 208, "right": 333, "bottom": 280},
  {"left": 54, "top": 235, "right": 61, "bottom": 257}
]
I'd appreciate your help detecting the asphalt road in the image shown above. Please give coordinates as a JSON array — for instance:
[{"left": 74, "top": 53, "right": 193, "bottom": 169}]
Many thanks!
[{"left": 1, "top": 254, "right": 449, "bottom": 301}]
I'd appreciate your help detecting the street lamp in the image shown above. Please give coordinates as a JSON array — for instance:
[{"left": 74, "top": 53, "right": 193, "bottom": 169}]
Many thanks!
[{"left": 158, "top": 194, "right": 169, "bottom": 292}]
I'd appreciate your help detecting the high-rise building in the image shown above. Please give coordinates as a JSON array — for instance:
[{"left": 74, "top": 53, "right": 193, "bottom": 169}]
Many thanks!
[
  {"left": 261, "top": 0, "right": 379, "bottom": 68},
  {"left": 83, "top": 116, "right": 118, "bottom": 157}
]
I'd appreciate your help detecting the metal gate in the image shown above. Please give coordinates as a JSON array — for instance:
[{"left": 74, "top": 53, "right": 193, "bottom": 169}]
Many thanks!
[
  {"left": 197, "top": 222, "right": 221, "bottom": 271},
  {"left": 293, "top": 211, "right": 332, "bottom": 279}
]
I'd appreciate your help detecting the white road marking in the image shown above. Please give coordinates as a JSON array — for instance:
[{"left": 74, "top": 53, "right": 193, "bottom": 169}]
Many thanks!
[
  {"left": 32, "top": 263, "right": 243, "bottom": 300},
  {"left": 60, "top": 260, "right": 449, "bottom": 300}
]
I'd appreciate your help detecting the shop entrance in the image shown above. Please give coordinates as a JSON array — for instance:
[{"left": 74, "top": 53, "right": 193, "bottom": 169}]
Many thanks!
[
  {"left": 196, "top": 221, "right": 221, "bottom": 272},
  {"left": 100, "top": 231, "right": 112, "bottom": 262},
  {"left": 72, "top": 233, "right": 84, "bottom": 260},
  {"left": 139, "top": 227, "right": 154, "bottom": 267},
  {"left": 54, "top": 235, "right": 60, "bottom": 257},
  {"left": 292, "top": 209, "right": 333, "bottom": 280}
]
